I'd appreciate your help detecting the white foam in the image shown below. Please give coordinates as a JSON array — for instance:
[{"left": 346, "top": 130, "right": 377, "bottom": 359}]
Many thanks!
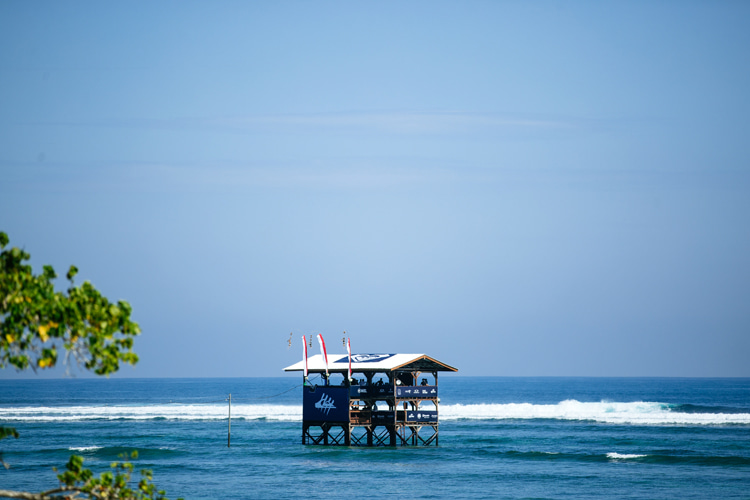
[
  {"left": 438, "top": 400, "right": 750, "bottom": 425},
  {"left": 0, "top": 404, "right": 301, "bottom": 422},
  {"left": 607, "top": 452, "right": 647, "bottom": 460},
  {"left": 69, "top": 446, "right": 103, "bottom": 452},
  {"left": 2, "top": 400, "right": 749, "bottom": 426}
]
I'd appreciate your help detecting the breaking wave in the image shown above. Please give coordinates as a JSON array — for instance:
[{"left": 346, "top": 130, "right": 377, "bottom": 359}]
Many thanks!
[
  {"left": 0, "top": 404, "right": 301, "bottom": 422},
  {"left": 439, "top": 400, "right": 750, "bottom": 425},
  {"left": 606, "top": 452, "right": 647, "bottom": 460},
  {"left": 69, "top": 446, "right": 103, "bottom": 452},
  {"left": 2, "top": 400, "right": 749, "bottom": 426}
]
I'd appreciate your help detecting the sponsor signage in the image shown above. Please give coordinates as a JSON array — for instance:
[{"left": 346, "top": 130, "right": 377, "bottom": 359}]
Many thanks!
[
  {"left": 349, "top": 384, "right": 394, "bottom": 398},
  {"left": 396, "top": 386, "right": 438, "bottom": 398},
  {"left": 372, "top": 411, "right": 395, "bottom": 424},
  {"left": 334, "top": 353, "right": 396, "bottom": 364},
  {"left": 373, "top": 385, "right": 394, "bottom": 396},
  {"left": 303, "top": 386, "right": 349, "bottom": 422},
  {"left": 405, "top": 410, "right": 438, "bottom": 423},
  {"left": 350, "top": 385, "right": 369, "bottom": 398}
]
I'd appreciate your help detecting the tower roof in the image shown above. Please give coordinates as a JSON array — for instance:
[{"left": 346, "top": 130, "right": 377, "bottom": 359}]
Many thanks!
[{"left": 284, "top": 353, "right": 458, "bottom": 373}]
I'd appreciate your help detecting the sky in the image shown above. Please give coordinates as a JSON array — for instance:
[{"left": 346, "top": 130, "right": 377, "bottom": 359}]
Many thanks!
[{"left": 1, "top": 1, "right": 749, "bottom": 378}]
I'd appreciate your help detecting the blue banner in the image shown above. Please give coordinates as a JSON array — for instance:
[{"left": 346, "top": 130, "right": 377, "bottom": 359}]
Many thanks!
[
  {"left": 350, "top": 385, "right": 369, "bottom": 398},
  {"left": 350, "top": 384, "right": 393, "bottom": 398},
  {"left": 303, "top": 386, "right": 350, "bottom": 422},
  {"left": 372, "top": 385, "right": 394, "bottom": 397},
  {"left": 333, "top": 354, "right": 396, "bottom": 364},
  {"left": 396, "top": 386, "right": 438, "bottom": 398},
  {"left": 372, "top": 411, "right": 395, "bottom": 424},
  {"left": 405, "top": 410, "right": 438, "bottom": 423}
]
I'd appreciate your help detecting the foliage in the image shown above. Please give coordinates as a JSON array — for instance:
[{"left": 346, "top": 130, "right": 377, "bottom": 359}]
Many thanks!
[
  {"left": 0, "top": 452, "right": 180, "bottom": 500},
  {"left": 0, "top": 231, "right": 140, "bottom": 375},
  {"left": 0, "top": 232, "right": 181, "bottom": 500},
  {"left": 0, "top": 427, "right": 19, "bottom": 470},
  {"left": 0, "top": 427, "right": 19, "bottom": 440}
]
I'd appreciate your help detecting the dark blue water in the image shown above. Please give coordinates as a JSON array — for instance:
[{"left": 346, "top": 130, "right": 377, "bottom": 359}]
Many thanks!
[{"left": 2, "top": 377, "right": 749, "bottom": 499}]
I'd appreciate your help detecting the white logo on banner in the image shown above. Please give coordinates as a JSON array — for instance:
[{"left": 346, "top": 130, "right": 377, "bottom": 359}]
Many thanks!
[
  {"left": 315, "top": 394, "right": 336, "bottom": 415},
  {"left": 350, "top": 354, "right": 394, "bottom": 363}
]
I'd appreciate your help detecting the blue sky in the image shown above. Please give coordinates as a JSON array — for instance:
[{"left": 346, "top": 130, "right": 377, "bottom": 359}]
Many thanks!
[{"left": 1, "top": 1, "right": 749, "bottom": 378}]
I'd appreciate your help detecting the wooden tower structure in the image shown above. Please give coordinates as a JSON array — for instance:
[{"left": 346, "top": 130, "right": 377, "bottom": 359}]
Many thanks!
[{"left": 284, "top": 353, "right": 458, "bottom": 446}]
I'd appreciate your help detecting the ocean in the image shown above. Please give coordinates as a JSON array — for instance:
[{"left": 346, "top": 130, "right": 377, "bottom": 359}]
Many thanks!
[{"left": 1, "top": 377, "right": 749, "bottom": 499}]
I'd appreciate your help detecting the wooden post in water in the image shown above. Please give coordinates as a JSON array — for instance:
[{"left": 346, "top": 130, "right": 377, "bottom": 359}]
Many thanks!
[{"left": 227, "top": 393, "right": 231, "bottom": 448}]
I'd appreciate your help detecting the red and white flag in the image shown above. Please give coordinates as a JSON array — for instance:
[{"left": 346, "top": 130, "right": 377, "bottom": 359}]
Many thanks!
[
  {"left": 316, "top": 333, "right": 329, "bottom": 377},
  {"left": 346, "top": 337, "right": 352, "bottom": 380},
  {"left": 302, "top": 336, "right": 308, "bottom": 379}
]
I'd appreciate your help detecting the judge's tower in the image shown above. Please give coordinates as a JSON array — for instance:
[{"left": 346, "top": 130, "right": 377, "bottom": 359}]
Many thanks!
[{"left": 284, "top": 353, "right": 458, "bottom": 446}]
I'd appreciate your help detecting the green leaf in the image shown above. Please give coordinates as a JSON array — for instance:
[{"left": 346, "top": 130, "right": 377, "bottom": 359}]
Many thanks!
[
  {"left": 42, "top": 265, "right": 57, "bottom": 280},
  {"left": 66, "top": 264, "right": 78, "bottom": 281},
  {"left": 0, "top": 426, "right": 19, "bottom": 440}
]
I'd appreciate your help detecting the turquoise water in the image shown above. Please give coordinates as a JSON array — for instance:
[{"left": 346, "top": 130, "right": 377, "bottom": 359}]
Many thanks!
[{"left": 2, "top": 377, "right": 749, "bottom": 499}]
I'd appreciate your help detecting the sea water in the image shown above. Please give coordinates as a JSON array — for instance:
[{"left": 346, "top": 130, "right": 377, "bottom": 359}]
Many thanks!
[{"left": 1, "top": 377, "right": 749, "bottom": 499}]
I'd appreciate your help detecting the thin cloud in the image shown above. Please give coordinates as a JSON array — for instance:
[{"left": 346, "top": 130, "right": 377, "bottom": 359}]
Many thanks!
[
  {"left": 0, "top": 160, "right": 466, "bottom": 193},
  {"left": 137, "top": 162, "right": 463, "bottom": 190},
  {"left": 11, "top": 111, "right": 583, "bottom": 136},
  {"left": 198, "top": 111, "right": 579, "bottom": 135}
]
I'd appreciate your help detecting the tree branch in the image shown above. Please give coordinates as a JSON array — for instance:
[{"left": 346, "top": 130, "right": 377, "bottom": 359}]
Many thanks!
[
  {"left": 0, "top": 489, "right": 47, "bottom": 500},
  {"left": 0, "top": 486, "right": 103, "bottom": 500}
]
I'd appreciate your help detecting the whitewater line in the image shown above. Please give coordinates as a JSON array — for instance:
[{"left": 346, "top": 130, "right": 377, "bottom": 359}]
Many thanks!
[
  {"left": 438, "top": 401, "right": 750, "bottom": 425},
  {"left": 2, "top": 400, "right": 749, "bottom": 426}
]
